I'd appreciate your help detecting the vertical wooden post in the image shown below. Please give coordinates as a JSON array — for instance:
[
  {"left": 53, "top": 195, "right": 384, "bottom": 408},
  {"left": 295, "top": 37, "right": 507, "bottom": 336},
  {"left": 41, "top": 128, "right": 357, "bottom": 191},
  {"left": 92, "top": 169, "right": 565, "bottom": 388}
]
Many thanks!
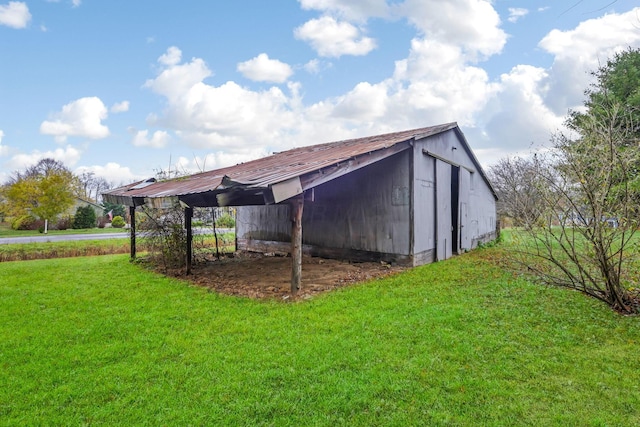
[
  {"left": 185, "top": 206, "right": 193, "bottom": 275},
  {"left": 290, "top": 196, "right": 304, "bottom": 295},
  {"left": 129, "top": 206, "right": 136, "bottom": 260}
]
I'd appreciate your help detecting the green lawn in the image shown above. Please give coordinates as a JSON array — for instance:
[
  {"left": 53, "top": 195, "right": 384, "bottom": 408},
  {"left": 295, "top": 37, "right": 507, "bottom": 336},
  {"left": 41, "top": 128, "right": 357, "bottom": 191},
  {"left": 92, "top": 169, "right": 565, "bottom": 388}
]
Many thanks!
[{"left": 1, "top": 249, "right": 639, "bottom": 426}]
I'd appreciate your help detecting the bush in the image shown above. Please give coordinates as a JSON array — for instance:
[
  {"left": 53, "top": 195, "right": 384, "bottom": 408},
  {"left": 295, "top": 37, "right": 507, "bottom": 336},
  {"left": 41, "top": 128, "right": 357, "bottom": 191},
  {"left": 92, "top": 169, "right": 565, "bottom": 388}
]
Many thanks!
[
  {"left": 72, "top": 205, "right": 97, "bottom": 229},
  {"left": 97, "top": 216, "right": 109, "bottom": 228},
  {"left": 111, "top": 215, "right": 126, "bottom": 228},
  {"left": 56, "top": 216, "right": 72, "bottom": 230},
  {"left": 12, "top": 215, "right": 37, "bottom": 230},
  {"left": 215, "top": 213, "right": 235, "bottom": 228}
]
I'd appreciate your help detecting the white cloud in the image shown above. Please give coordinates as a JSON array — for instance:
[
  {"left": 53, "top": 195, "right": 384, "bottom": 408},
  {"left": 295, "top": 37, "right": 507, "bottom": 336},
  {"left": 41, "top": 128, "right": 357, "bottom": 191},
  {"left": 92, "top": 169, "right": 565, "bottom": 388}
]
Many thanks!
[
  {"left": 145, "top": 49, "right": 299, "bottom": 152},
  {"left": 0, "top": 130, "right": 7, "bottom": 157},
  {"left": 71, "top": 0, "right": 81, "bottom": 7},
  {"left": 158, "top": 46, "right": 182, "bottom": 66},
  {"left": 294, "top": 16, "right": 376, "bottom": 57},
  {"left": 539, "top": 7, "right": 640, "bottom": 114},
  {"left": 40, "top": 97, "right": 110, "bottom": 142},
  {"left": 130, "top": 129, "right": 170, "bottom": 148},
  {"left": 479, "top": 65, "right": 565, "bottom": 155},
  {"left": 110, "top": 100, "right": 130, "bottom": 113},
  {"left": 298, "top": 0, "right": 389, "bottom": 21},
  {"left": 6, "top": 145, "right": 82, "bottom": 174},
  {"left": 397, "top": 0, "right": 507, "bottom": 60},
  {"left": 138, "top": 6, "right": 640, "bottom": 171},
  {"left": 172, "top": 148, "right": 270, "bottom": 174},
  {"left": 332, "top": 82, "right": 388, "bottom": 121},
  {"left": 0, "top": 1, "right": 31, "bottom": 29},
  {"left": 237, "top": 53, "right": 293, "bottom": 83},
  {"left": 74, "top": 162, "right": 142, "bottom": 186},
  {"left": 304, "top": 59, "right": 321, "bottom": 74},
  {"left": 508, "top": 8, "right": 528, "bottom": 23}
]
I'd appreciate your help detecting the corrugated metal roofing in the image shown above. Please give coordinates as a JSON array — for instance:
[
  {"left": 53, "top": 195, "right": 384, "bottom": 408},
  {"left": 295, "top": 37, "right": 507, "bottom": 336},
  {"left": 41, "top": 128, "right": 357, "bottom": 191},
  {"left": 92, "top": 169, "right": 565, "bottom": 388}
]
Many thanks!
[{"left": 103, "top": 122, "right": 458, "bottom": 203}]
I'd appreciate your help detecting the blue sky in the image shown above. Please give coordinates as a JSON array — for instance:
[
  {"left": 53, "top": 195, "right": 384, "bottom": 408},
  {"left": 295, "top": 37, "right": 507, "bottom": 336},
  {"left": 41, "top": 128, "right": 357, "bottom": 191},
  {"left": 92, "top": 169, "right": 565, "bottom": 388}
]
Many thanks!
[{"left": 1, "top": 0, "right": 640, "bottom": 188}]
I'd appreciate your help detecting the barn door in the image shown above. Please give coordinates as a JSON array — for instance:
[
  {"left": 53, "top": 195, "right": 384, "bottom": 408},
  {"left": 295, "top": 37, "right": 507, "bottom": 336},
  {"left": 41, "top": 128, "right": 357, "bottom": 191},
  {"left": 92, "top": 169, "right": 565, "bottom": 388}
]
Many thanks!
[
  {"left": 435, "top": 159, "right": 452, "bottom": 261},
  {"left": 451, "top": 166, "right": 460, "bottom": 254},
  {"left": 458, "top": 168, "right": 471, "bottom": 251}
]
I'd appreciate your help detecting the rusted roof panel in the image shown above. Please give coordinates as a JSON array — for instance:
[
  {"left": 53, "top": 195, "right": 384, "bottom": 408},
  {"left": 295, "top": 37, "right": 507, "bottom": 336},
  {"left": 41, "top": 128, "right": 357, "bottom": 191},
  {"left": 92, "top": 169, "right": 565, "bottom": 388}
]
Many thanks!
[{"left": 103, "top": 122, "right": 458, "bottom": 202}]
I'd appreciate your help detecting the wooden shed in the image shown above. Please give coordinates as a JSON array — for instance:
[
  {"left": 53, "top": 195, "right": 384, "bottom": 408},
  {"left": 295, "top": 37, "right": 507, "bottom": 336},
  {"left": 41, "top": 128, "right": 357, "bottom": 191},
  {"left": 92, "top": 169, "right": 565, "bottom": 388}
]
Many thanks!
[{"left": 103, "top": 122, "right": 497, "bottom": 292}]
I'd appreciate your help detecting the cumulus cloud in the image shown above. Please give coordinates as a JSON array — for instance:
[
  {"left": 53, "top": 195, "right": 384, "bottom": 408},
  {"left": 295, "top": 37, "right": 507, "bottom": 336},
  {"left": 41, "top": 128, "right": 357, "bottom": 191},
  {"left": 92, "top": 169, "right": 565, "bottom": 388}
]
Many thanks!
[
  {"left": 397, "top": 0, "right": 507, "bottom": 60},
  {"left": 539, "top": 7, "right": 640, "bottom": 114},
  {"left": 508, "top": 8, "right": 528, "bottom": 23},
  {"left": 110, "top": 101, "right": 129, "bottom": 113},
  {"left": 480, "top": 65, "right": 565, "bottom": 152},
  {"left": 173, "top": 148, "right": 271, "bottom": 174},
  {"left": 294, "top": 16, "right": 376, "bottom": 57},
  {"left": 130, "top": 129, "right": 170, "bottom": 148},
  {"left": 237, "top": 53, "right": 293, "bottom": 83},
  {"left": 144, "top": 47, "right": 300, "bottom": 152},
  {"left": 40, "top": 97, "right": 110, "bottom": 142},
  {"left": 298, "top": 0, "right": 389, "bottom": 21},
  {"left": 74, "top": 162, "right": 141, "bottom": 186},
  {"left": 0, "top": 130, "right": 7, "bottom": 157},
  {"left": 158, "top": 46, "right": 182, "bottom": 66},
  {"left": 332, "top": 82, "right": 388, "bottom": 121},
  {"left": 138, "top": 5, "right": 640, "bottom": 171},
  {"left": 6, "top": 145, "right": 82, "bottom": 173},
  {"left": 0, "top": 1, "right": 31, "bottom": 28}
]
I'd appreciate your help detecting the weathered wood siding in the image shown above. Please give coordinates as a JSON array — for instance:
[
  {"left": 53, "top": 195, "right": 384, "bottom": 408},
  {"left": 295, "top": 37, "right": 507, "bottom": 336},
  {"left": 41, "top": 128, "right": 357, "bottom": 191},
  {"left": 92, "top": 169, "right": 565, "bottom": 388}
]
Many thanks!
[
  {"left": 237, "top": 128, "right": 496, "bottom": 266},
  {"left": 237, "top": 151, "right": 412, "bottom": 262}
]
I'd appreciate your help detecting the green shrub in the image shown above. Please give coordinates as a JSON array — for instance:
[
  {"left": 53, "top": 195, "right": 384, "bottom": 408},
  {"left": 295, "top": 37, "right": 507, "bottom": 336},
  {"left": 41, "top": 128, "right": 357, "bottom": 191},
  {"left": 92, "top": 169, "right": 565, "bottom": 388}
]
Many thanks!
[
  {"left": 12, "top": 215, "right": 37, "bottom": 230},
  {"left": 215, "top": 213, "right": 235, "bottom": 228},
  {"left": 72, "top": 205, "right": 97, "bottom": 229},
  {"left": 111, "top": 215, "right": 126, "bottom": 228}
]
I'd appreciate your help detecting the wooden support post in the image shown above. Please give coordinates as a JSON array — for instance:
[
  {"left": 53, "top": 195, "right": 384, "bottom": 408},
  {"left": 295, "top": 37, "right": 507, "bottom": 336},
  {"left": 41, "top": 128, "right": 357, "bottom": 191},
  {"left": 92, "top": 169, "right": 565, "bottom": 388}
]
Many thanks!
[
  {"left": 185, "top": 206, "right": 193, "bottom": 275},
  {"left": 290, "top": 196, "right": 304, "bottom": 295},
  {"left": 129, "top": 206, "right": 136, "bottom": 260}
]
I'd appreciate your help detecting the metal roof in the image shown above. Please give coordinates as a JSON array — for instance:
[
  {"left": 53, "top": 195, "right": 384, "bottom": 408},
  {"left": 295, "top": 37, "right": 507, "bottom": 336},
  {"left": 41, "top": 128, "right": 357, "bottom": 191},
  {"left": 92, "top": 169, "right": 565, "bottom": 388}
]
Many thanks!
[{"left": 103, "top": 122, "right": 464, "bottom": 207}]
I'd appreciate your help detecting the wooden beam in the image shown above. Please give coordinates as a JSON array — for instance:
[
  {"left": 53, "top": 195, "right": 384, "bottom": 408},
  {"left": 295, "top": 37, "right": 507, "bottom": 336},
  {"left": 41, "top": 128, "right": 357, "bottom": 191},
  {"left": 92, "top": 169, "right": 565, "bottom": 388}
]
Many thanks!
[
  {"left": 290, "top": 196, "right": 304, "bottom": 295},
  {"left": 129, "top": 206, "right": 136, "bottom": 260},
  {"left": 185, "top": 206, "right": 193, "bottom": 275}
]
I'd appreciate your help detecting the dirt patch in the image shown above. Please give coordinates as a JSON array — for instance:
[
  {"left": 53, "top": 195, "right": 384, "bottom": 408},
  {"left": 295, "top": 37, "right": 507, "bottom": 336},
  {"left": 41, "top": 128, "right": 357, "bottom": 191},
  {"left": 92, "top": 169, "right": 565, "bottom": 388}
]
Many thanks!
[{"left": 166, "top": 252, "right": 406, "bottom": 301}]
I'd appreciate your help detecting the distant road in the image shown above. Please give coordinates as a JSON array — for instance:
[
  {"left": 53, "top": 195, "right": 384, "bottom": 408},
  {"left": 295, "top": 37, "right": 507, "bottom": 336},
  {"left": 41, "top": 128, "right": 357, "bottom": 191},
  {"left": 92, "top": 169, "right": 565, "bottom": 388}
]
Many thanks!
[
  {"left": 0, "top": 232, "right": 130, "bottom": 245},
  {"left": 0, "top": 228, "right": 233, "bottom": 245}
]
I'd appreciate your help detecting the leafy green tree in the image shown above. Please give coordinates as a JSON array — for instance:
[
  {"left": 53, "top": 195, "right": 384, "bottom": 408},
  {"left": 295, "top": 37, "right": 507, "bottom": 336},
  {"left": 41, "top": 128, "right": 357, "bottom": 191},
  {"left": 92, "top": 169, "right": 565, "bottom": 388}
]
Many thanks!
[
  {"left": 569, "top": 48, "right": 640, "bottom": 132},
  {"left": 72, "top": 205, "right": 97, "bottom": 229},
  {"left": 4, "top": 158, "right": 75, "bottom": 230},
  {"left": 102, "top": 201, "right": 126, "bottom": 219},
  {"left": 568, "top": 48, "right": 640, "bottom": 208}
]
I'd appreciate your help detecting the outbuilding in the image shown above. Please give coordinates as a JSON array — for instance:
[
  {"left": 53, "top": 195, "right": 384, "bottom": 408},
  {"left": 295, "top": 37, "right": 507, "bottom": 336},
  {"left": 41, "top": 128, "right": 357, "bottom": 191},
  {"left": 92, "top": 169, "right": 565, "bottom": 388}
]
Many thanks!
[{"left": 103, "top": 122, "right": 497, "bottom": 293}]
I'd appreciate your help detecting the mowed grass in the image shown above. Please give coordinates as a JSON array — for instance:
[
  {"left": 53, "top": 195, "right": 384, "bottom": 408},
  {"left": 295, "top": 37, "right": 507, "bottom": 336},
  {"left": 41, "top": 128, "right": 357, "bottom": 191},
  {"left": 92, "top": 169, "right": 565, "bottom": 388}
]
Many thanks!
[{"left": 1, "top": 250, "right": 639, "bottom": 426}]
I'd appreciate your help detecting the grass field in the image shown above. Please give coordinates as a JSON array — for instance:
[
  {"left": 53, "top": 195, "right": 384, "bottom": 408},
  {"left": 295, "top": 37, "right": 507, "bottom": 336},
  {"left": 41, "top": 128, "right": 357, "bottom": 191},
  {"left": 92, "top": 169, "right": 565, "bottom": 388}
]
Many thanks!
[
  {"left": 0, "top": 233, "right": 235, "bottom": 262},
  {"left": 1, "top": 248, "right": 639, "bottom": 425}
]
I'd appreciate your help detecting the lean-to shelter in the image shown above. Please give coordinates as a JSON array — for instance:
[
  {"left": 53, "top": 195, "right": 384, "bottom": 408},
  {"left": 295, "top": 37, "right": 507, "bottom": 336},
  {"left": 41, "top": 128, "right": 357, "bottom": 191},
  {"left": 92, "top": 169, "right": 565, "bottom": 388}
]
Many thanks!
[{"left": 102, "top": 122, "right": 498, "bottom": 293}]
